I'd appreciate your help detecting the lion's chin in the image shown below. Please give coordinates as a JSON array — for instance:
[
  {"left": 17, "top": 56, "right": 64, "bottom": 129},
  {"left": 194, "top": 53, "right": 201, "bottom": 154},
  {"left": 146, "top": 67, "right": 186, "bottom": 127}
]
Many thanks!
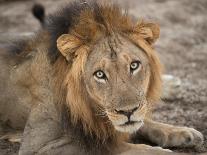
[{"left": 114, "top": 120, "right": 144, "bottom": 134}]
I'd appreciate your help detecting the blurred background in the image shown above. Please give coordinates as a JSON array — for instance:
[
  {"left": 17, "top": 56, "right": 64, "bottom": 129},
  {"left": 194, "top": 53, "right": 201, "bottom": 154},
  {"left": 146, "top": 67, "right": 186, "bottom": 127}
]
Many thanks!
[{"left": 0, "top": 0, "right": 207, "bottom": 154}]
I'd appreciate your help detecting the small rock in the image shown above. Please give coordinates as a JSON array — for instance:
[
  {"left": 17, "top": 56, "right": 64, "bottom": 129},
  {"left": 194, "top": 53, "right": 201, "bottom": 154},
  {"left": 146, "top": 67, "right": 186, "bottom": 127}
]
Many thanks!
[{"left": 162, "top": 74, "right": 182, "bottom": 100}]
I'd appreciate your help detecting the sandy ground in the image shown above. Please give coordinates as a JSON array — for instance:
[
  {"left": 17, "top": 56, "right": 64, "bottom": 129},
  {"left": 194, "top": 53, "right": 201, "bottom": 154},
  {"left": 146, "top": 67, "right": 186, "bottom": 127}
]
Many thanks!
[{"left": 0, "top": 0, "right": 207, "bottom": 154}]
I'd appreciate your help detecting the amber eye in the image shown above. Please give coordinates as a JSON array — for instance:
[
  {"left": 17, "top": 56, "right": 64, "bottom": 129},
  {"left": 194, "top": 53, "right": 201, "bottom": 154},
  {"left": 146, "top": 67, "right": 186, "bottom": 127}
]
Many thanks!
[
  {"left": 93, "top": 70, "right": 107, "bottom": 83},
  {"left": 130, "top": 61, "right": 141, "bottom": 74}
]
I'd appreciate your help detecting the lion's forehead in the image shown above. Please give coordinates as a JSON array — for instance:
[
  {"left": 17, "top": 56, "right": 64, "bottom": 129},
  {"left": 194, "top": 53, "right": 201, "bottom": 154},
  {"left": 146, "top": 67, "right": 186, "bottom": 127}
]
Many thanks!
[{"left": 87, "top": 36, "right": 148, "bottom": 66}]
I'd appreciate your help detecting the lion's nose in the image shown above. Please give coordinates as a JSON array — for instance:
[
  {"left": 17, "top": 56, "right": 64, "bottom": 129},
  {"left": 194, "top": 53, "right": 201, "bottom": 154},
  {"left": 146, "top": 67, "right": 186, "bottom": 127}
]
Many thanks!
[{"left": 115, "top": 107, "right": 138, "bottom": 120}]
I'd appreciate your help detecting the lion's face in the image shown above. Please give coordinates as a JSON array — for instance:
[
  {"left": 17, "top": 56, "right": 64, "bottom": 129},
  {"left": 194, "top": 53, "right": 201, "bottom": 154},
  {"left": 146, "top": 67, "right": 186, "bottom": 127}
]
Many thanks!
[{"left": 84, "top": 35, "right": 150, "bottom": 133}]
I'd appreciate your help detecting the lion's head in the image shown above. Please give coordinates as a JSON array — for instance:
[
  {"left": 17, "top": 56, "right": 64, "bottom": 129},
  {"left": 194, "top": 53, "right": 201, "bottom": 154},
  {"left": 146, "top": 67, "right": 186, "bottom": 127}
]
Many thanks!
[
  {"left": 54, "top": 2, "right": 162, "bottom": 140},
  {"left": 84, "top": 36, "right": 152, "bottom": 133}
]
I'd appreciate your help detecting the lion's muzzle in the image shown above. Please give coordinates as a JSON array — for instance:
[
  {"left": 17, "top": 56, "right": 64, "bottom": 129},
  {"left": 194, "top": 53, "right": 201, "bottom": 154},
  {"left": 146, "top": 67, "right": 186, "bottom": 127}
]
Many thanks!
[{"left": 107, "top": 104, "right": 147, "bottom": 133}]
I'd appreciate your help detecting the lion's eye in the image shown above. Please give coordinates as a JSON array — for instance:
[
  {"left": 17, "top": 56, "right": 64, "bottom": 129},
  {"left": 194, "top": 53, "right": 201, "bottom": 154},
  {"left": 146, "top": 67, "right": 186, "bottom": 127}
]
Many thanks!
[
  {"left": 95, "top": 71, "right": 105, "bottom": 78},
  {"left": 93, "top": 70, "right": 107, "bottom": 83},
  {"left": 130, "top": 61, "right": 141, "bottom": 74}
]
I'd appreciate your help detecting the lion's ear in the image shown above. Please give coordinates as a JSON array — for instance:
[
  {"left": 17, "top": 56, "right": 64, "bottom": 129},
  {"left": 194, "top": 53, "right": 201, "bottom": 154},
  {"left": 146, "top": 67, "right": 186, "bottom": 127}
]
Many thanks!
[
  {"left": 134, "top": 23, "right": 160, "bottom": 44},
  {"left": 57, "top": 34, "right": 81, "bottom": 61}
]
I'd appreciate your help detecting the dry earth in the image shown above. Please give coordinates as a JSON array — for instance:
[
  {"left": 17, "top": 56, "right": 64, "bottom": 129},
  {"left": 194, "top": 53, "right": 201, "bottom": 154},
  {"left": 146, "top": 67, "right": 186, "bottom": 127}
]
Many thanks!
[{"left": 0, "top": 0, "right": 207, "bottom": 154}]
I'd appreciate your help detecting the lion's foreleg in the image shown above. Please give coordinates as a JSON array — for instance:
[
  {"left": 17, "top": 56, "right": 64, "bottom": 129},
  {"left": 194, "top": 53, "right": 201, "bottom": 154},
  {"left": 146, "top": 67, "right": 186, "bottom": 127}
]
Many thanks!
[
  {"left": 137, "top": 119, "right": 204, "bottom": 148},
  {"left": 19, "top": 101, "right": 63, "bottom": 155},
  {"left": 18, "top": 98, "right": 88, "bottom": 155}
]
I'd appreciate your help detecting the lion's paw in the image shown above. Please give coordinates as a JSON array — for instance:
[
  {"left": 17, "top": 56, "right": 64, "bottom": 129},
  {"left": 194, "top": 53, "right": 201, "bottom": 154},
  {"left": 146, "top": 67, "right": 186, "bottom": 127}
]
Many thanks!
[{"left": 159, "top": 127, "right": 204, "bottom": 148}]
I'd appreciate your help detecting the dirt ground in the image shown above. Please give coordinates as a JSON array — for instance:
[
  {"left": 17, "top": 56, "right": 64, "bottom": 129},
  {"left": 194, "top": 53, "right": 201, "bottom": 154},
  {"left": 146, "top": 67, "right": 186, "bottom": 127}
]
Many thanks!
[{"left": 0, "top": 0, "right": 207, "bottom": 154}]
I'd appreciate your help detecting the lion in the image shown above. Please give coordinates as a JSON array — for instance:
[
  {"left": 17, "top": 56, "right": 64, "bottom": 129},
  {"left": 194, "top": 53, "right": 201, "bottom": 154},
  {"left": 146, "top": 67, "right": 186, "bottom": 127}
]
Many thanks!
[{"left": 0, "top": 1, "right": 204, "bottom": 155}]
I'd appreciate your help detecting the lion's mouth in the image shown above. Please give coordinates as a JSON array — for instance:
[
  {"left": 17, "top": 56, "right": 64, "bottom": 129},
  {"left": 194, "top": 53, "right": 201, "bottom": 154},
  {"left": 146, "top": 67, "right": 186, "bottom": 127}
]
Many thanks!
[
  {"left": 119, "top": 120, "right": 143, "bottom": 126},
  {"left": 114, "top": 120, "right": 144, "bottom": 133}
]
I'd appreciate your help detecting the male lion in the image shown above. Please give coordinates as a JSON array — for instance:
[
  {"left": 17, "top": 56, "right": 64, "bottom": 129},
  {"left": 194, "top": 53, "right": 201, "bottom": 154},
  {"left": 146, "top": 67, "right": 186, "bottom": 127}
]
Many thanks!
[{"left": 0, "top": 1, "right": 204, "bottom": 155}]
